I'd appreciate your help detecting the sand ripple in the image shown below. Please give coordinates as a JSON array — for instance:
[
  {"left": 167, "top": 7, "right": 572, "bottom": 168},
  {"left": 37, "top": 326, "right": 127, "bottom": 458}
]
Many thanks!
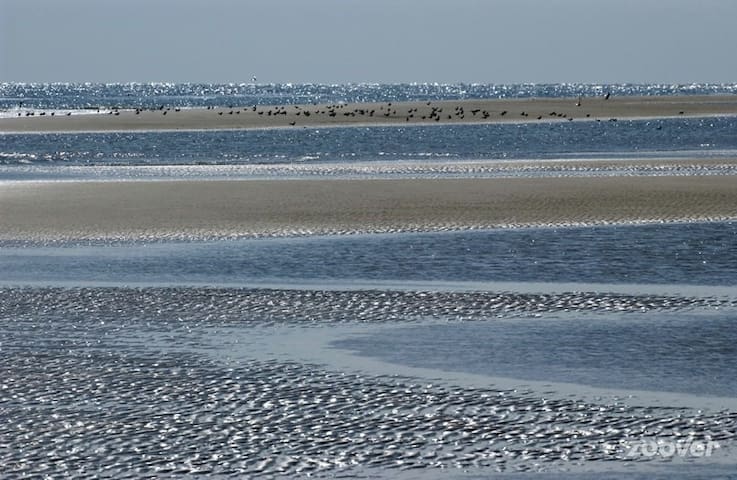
[
  {"left": 1, "top": 287, "right": 731, "bottom": 326},
  {"left": 2, "top": 356, "right": 735, "bottom": 477},
  {"left": 2, "top": 287, "right": 735, "bottom": 477}
]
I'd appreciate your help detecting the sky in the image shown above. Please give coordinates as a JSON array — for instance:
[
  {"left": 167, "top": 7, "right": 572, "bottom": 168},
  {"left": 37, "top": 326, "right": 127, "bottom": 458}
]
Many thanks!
[{"left": 1, "top": 0, "right": 736, "bottom": 84}]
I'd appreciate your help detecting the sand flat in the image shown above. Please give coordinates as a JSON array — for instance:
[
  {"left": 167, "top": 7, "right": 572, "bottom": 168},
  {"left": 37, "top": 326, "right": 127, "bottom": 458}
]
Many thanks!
[
  {"left": 2, "top": 95, "right": 737, "bottom": 133},
  {"left": 1, "top": 175, "right": 735, "bottom": 242}
]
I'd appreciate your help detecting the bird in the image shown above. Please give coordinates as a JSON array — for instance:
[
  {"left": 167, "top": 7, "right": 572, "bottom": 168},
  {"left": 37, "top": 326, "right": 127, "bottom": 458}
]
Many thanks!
[{"left": 604, "top": 92, "right": 611, "bottom": 100}]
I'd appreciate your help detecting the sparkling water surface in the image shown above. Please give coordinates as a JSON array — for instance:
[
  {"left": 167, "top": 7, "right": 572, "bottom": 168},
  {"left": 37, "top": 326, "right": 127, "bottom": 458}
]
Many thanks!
[
  {"left": 3, "top": 82, "right": 736, "bottom": 111},
  {"left": 2, "top": 118, "right": 737, "bottom": 171},
  {"left": 2, "top": 223, "right": 735, "bottom": 287}
]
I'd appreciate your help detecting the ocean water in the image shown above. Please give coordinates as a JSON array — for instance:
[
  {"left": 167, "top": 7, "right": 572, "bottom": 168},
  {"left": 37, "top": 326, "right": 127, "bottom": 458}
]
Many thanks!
[
  {"left": 2, "top": 223, "right": 736, "bottom": 286},
  {"left": 333, "top": 310, "right": 737, "bottom": 397},
  {"left": 2, "top": 82, "right": 737, "bottom": 112},
  {"left": 2, "top": 117, "right": 737, "bottom": 169},
  {"left": 1, "top": 84, "right": 736, "bottom": 477}
]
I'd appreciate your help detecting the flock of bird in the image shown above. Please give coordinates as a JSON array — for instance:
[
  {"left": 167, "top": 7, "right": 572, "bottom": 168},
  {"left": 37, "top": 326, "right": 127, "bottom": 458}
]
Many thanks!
[
  {"left": 190, "top": 93, "right": 628, "bottom": 127},
  {"left": 202, "top": 99, "right": 594, "bottom": 126},
  {"left": 12, "top": 94, "right": 689, "bottom": 126}
]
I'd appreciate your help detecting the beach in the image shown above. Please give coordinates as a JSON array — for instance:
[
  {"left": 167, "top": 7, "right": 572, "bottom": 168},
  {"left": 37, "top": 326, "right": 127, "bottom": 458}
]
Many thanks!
[
  {"left": 2, "top": 174, "right": 735, "bottom": 242},
  {"left": 3, "top": 94, "right": 737, "bottom": 133},
  {"left": 3, "top": 83, "right": 737, "bottom": 478}
]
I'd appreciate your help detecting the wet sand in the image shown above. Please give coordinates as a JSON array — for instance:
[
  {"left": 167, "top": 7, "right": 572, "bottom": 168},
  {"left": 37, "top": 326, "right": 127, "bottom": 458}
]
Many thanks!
[
  {"left": 1, "top": 175, "right": 735, "bottom": 242},
  {"left": 2, "top": 95, "right": 737, "bottom": 133},
  {"left": 3, "top": 285, "right": 736, "bottom": 476}
]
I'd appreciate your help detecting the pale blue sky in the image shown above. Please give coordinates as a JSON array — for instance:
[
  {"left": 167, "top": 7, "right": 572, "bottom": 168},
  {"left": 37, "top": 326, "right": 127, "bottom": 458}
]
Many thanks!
[{"left": 1, "top": 0, "right": 736, "bottom": 84}]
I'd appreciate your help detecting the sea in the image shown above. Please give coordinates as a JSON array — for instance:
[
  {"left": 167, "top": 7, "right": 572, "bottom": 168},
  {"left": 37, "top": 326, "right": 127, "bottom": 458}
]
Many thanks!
[{"left": 1, "top": 83, "right": 736, "bottom": 478}]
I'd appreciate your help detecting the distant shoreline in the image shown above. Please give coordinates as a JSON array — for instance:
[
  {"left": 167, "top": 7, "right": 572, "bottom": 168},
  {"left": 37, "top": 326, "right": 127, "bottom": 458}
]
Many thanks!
[{"left": 2, "top": 95, "right": 737, "bottom": 133}]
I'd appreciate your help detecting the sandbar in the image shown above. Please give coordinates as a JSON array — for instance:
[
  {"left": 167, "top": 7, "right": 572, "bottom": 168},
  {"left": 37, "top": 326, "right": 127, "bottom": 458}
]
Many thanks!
[
  {"left": 1, "top": 175, "right": 735, "bottom": 242},
  {"left": 2, "top": 95, "right": 737, "bottom": 133}
]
